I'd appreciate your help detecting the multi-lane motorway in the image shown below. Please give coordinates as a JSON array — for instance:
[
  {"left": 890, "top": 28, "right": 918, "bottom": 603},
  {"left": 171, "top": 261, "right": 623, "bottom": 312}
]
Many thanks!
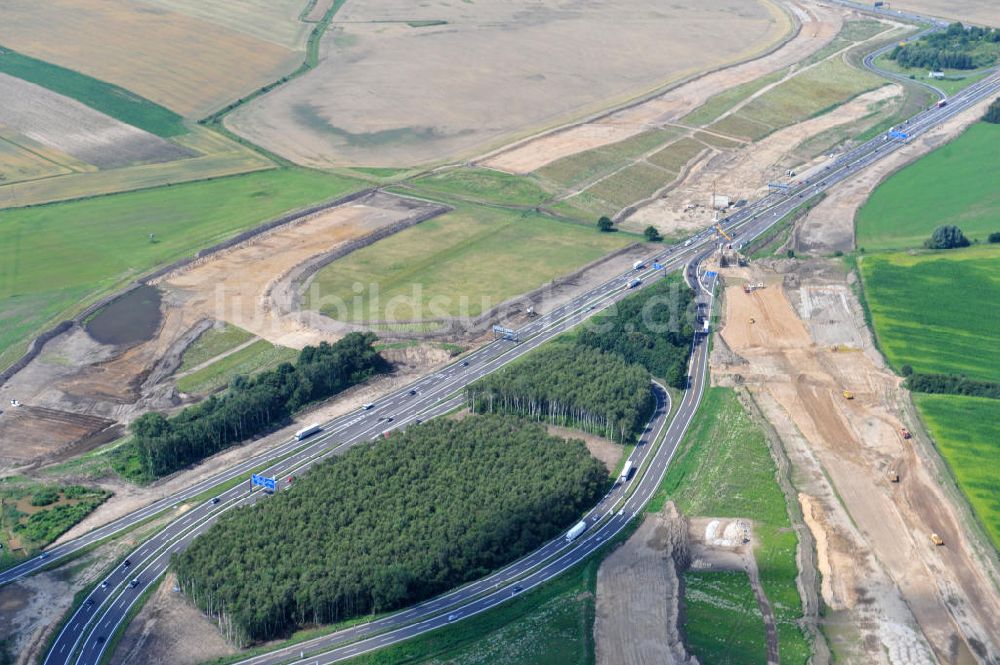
[{"left": 14, "top": 25, "right": 1000, "bottom": 665}]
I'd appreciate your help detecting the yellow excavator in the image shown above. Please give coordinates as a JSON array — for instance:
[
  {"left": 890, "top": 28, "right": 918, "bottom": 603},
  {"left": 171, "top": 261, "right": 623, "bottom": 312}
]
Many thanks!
[{"left": 715, "top": 223, "right": 734, "bottom": 243}]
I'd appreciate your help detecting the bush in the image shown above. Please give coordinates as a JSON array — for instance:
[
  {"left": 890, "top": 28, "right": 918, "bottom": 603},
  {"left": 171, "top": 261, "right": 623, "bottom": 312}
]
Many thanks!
[
  {"left": 29, "top": 489, "right": 59, "bottom": 507},
  {"left": 924, "top": 225, "right": 970, "bottom": 249},
  {"left": 644, "top": 225, "right": 662, "bottom": 242},
  {"left": 597, "top": 216, "right": 614, "bottom": 232},
  {"left": 988, "top": 231, "right": 1000, "bottom": 243},
  {"left": 983, "top": 97, "right": 1000, "bottom": 124},
  {"left": 901, "top": 364, "right": 914, "bottom": 377},
  {"left": 786, "top": 249, "right": 795, "bottom": 258}
]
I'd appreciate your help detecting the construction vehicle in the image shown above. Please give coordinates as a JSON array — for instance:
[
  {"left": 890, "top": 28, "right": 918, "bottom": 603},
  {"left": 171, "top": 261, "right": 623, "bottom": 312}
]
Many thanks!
[
  {"left": 749, "top": 317, "right": 756, "bottom": 324},
  {"left": 842, "top": 390, "right": 854, "bottom": 400},
  {"left": 887, "top": 469, "right": 899, "bottom": 483},
  {"left": 900, "top": 427, "right": 912, "bottom": 440},
  {"left": 930, "top": 533, "right": 944, "bottom": 546},
  {"left": 715, "top": 223, "right": 733, "bottom": 243}
]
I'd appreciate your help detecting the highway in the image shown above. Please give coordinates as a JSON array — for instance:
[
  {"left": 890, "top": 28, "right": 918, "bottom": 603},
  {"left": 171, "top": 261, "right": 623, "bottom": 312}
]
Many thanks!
[{"left": 26, "top": 31, "right": 1000, "bottom": 665}]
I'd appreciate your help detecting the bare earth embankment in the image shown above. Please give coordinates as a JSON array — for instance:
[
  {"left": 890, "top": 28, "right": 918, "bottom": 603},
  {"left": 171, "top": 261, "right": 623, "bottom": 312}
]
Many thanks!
[
  {"left": 227, "top": 0, "right": 790, "bottom": 167},
  {"left": 712, "top": 260, "right": 1000, "bottom": 663},
  {"left": 889, "top": 1, "right": 998, "bottom": 26}
]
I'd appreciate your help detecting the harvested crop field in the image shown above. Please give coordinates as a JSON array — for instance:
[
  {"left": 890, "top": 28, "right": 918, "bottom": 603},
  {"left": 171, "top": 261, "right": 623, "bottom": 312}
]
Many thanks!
[
  {"left": 227, "top": 0, "right": 791, "bottom": 167},
  {"left": 0, "top": 0, "right": 303, "bottom": 117},
  {"left": 0, "top": 72, "right": 190, "bottom": 169},
  {"left": 483, "top": 0, "right": 841, "bottom": 174},
  {"left": 890, "top": 1, "right": 999, "bottom": 26}
]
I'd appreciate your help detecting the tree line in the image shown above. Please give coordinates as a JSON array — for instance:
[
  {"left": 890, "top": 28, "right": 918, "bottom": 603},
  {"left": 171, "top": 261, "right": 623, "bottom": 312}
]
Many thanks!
[
  {"left": 889, "top": 23, "right": 1000, "bottom": 71},
  {"left": 906, "top": 372, "right": 1000, "bottom": 399},
  {"left": 577, "top": 273, "right": 696, "bottom": 388},
  {"left": 172, "top": 415, "right": 609, "bottom": 644},
  {"left": 126, "top": 333, "right": 388, "bottom": 479},
  {"left": 466, "top": 345, "right": 653, "bottom": 442}
]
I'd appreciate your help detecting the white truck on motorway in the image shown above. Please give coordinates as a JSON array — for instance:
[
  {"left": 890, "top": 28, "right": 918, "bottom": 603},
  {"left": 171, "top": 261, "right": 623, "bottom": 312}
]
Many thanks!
[
  {"left": 619, "top": 460, "right": 634, "bottom": 483},
  {"left": 633, "top": 260, "right": 645, "bottom": 271},
  {"left": 295, "top": 424, "right": 322, "bottom": 440},
  {"left": 565, "top": 520, "right": 587, "bottom": 542}
]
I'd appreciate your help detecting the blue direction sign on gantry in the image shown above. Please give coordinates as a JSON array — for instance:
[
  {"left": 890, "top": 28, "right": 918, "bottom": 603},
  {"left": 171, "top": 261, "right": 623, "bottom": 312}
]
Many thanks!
[
  {"left": 889, "top": 130, "right": 909, "bottom": 140},
  {"left": 251, "top": 474, "right": 276, "bottom": 492},
  {"left": 653, "top": 262, "right": 664, "bottom": 271}
]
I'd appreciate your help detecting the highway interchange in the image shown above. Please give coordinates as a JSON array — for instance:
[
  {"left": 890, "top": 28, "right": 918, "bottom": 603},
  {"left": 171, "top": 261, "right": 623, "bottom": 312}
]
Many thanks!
[{"left": 4, "top": 17, "right": 998, "bottom": 664}]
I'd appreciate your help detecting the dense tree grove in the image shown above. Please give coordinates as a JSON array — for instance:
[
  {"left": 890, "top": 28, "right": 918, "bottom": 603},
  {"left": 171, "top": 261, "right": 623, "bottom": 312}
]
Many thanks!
[
  {"left": 924, "top": 225, "right": 970, "bottom": 249},
  {"left": 467, "top": 345, "right": 653, "bottom": 442},
  {"left": 889, "top": 23, "right": 1000, "bottom": 71},
  {"left": 172, "top": 415, "right": 609, "bottom": 644},
  {"left": 577, "top": 273, "right": 695, "bottom": 388},
  {"left": 129, "top": 333, "right": 388, "bottom": 478},
  {"left": 907, "top": 373, "right": 1000, "bottom": 399},
  {"left": 985, "top": 98, "right": 1000, "bottom": 124}
]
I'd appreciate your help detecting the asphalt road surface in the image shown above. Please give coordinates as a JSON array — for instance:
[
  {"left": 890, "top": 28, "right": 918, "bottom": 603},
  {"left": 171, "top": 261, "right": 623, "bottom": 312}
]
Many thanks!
[{"left": 23, "top": 29, "right": 1000, "bottom": 665}]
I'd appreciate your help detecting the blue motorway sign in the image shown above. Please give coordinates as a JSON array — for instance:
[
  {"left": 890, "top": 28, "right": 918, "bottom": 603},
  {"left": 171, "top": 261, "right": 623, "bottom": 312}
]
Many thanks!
[
  {"left": 889, "top": 130, "right": 909, "bottom": 140},
  {"left": 705, "top": 271, "right": 718, "bottom": 280},
  {"left": 652, "top": 262, "right": 664, "bottom": 271},
  {"left": 251, "top": 474, "right": 276, "bottom": 491}
]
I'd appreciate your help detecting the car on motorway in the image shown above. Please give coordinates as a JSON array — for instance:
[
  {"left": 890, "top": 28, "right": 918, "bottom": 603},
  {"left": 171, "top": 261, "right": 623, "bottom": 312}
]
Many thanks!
[
  {"left": 122, "top": 559, "right": 131, "bottom": 568},
  {"left": 212, "top": 497, "right": 221, "bottom": 504},
  {"left": 408, "top": 389, "right": 417, "bottom": 395},
  {"left": 85, "top": 598, "right": 94, "bottom": 607},
  {"left": 39, "top": 552, "right": 48, "bottom": 560},
  {"left": 512, "top": 585, "right": 523, "bottom": 595},
  {"left": 447, "top": 613, "right": 459, "bottom": 622},
  {"left": 100, "top": 581, "right": 109, "bottom": 590},
  {"left": 461, "top": 360, "right": 469, "bottom": 367},
  {"left": 96, "top": 636, "right": 106, "bottom": 645},
  {"left": 362, "top": 403, "right": 374, "bottom": 410},
  {"left": 129, "top": 578, "right": 140, "bottom": 589}
]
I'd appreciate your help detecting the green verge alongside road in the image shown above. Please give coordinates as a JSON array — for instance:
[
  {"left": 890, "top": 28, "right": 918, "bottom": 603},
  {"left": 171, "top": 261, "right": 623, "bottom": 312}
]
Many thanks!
[{"left": 650, "top": 387, "right": 810, "bottom": 665}]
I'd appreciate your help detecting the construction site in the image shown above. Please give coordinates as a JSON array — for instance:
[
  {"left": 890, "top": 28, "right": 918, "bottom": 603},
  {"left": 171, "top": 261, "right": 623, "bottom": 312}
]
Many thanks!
[{"left": 712, "top": 255, "right": 1000, "bottom": 663}]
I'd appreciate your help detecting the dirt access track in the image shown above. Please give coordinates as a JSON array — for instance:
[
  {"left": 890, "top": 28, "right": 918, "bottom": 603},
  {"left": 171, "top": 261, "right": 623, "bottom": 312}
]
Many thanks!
[
  {"left": 713, "top": 259, "right": 1000, "bottom": 663},
  {"left": 226, "top": 0, "right": 790, "bottom": 167},
  {"left": 482, "top": 0, "right": 841, "bottom": 174}
]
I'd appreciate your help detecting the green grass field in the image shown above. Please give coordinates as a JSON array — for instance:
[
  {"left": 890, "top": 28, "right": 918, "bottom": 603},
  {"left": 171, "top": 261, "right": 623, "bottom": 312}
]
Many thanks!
[
  {"left": 0, "top": 46, "right": 186, "bottom": 137},
  {"left": 409, "top": 168, "right": 552, "bottom": 207},
  {"left": 177, "top": 323, "right": 256, "bottom": 373},
  {"left": 859, "top": 245, "right": 1000, "bottom": 382},
  {"left": 0, "top": 168, "right": 362, "bottom": 372},
  {"left": 680, "top": 69, "right": 789, "bottom": 127},
  {"left": 712, "top": 58, "right": 885, "bottom": 141},
  {"left": 305, "top": 202, "right": 632, "bottom": 322},
  {"left": 915, "top": 394, "right": 1000, "bottom": 551},
  {"left": 650, "top": 387, "right": 810, "bottom": 665},
  {"left": 683, "top": 571, "right": 769, "bottom": 665},
  {"left": 856, "top": 122, "right": 1000, "bottom": 251},
  {"left": 176, "top": 339, "right": 297, "bottom": 395}
]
